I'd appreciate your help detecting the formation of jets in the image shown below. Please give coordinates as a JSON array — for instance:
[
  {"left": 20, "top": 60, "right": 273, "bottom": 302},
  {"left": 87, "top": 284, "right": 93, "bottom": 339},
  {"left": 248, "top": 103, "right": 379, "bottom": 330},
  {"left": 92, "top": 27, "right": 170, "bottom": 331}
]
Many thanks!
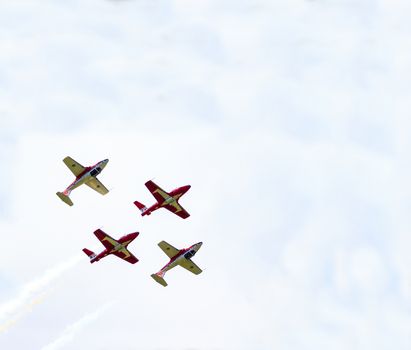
[{"left": 57, "top": 156, "right": 203, "bottom": 287}]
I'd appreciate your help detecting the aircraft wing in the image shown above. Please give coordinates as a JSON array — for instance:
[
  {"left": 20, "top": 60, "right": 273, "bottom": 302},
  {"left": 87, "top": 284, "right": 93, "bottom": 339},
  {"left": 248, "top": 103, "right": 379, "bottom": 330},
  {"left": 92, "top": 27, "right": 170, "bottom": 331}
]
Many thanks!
[
  {"left": 112, "top": 249, "right": 138, "bottom": 264},
  {"left": 94, "top": 229, "right": 118, "bottom": 250},
  {"left": 179, "top": 259, "right": 202, "bottom": 275},
  {"left": 86, "top": 178, "right": 109, "bottom": 195},
  {"left": 163, "top": 202, "right": 190, "bottom": 219},
  {"left": 158, "top": 241, "right": 180, "bottom": 258},
  {"left": 145, "top": 180, "right": 170, "bottom": 203},
  {"left": 63, "top": 156, "right": 85, "bottom": 176}
]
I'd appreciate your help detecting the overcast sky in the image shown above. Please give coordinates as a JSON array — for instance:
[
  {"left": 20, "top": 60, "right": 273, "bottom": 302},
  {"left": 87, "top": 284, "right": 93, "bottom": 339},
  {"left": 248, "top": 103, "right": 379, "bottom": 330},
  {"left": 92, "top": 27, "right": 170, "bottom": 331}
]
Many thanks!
[{"left": 0, "top": 0, "right": 411, "bottom": 349}]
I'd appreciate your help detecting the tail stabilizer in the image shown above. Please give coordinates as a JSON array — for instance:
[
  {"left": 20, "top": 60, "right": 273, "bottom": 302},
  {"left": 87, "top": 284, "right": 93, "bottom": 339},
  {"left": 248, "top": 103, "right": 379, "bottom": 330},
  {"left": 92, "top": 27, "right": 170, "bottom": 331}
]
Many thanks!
[
  {"left": 134, "top": 201, "right": 149, "bottom": 215},
  {"left": 151, "top": 273, "right": 167, "bottom": 287},
  {"left": 56, "top": 192, "right": 73, "bottom": 206},
  {"left": 82, "top": 248, "right": 97, "bottom": 263}
]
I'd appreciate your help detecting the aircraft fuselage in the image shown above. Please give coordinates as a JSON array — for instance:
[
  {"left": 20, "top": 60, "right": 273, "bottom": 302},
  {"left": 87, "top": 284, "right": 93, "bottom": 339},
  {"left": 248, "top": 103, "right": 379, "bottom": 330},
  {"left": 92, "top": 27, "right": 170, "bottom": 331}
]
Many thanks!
[
  {"left": 64, "top": 159, "right": 108, "bottom": 195},
  {"left": 159, "top": 242, "right": 202, "bottom": 274},
  {"left": 91, "top": 232, "right": 137, "bottom": 263},
  {"left": 143, "top": 185, "right": 191, "bottom": 216}
]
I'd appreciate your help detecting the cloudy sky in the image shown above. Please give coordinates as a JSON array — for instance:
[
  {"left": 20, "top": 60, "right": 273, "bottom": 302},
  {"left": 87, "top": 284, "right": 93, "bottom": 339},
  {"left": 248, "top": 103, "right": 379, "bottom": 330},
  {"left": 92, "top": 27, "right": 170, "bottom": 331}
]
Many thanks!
[{"left": 1, "top": 0, "right": 411, "bottom": 349}]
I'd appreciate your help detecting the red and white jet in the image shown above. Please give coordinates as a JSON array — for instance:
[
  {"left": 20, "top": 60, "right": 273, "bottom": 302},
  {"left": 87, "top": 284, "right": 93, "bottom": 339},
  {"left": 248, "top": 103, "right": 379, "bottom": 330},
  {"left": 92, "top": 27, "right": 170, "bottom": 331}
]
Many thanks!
[
  {"left": 151, "top": 241, "right": 203, "bottom": 287},
  {"left": 134, "top": 180, "right": 191, "bottom": 219},
  {"left": 83, "top": 229, "right": 139, "bottom": 264},
  {"left": 56, "top": 156, "right": 109, "bottom": 206}
]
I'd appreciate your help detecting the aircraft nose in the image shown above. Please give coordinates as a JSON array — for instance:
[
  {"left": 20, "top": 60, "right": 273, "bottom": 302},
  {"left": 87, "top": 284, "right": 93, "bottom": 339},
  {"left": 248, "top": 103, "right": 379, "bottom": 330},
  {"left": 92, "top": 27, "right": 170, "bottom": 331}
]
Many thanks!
[
  {"left": 104, "top": 159, "right": 109, "bottom": 163},
  {"left": 183, "top": 185, "right": 191, "bottom": 193}
]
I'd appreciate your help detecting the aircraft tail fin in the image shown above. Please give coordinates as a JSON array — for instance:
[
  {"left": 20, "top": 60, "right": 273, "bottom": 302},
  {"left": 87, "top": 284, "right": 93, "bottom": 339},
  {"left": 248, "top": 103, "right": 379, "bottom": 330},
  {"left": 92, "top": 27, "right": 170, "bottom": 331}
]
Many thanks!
[
  {"left": 134, "top": 201, "right": 149, "bottom": 215},
  {"left": 56, "top": 192, "right": 73, "bottom": 206},
  {"left": 82, "top": 248, "right": 97, "bottom": 263},
  {"left": 151, "top": 272, "right": 167, "bottom": 287}
]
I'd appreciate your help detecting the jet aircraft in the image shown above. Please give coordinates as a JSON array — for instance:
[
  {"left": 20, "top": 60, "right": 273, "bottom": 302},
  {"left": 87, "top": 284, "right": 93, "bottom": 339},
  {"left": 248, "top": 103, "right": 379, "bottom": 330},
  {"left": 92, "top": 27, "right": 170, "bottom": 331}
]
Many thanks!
[
  {"left": 56, "top": 156, "right": 109, "bottom": 206},
  {"left": 134, "top": 180, "right": 191, "bottom": 219},
  {"left": 83, "top": 229, "right": 139, "bottom": 264},
  {"left": 151, "top": 241, "right": 203, "bottom": 286}
]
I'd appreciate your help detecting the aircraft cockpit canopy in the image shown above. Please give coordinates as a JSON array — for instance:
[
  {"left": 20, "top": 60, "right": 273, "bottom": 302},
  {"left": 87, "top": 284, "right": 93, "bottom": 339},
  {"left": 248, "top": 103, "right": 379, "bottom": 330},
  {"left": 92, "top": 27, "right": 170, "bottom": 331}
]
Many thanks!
[
  {"left": 184, "top": 250, "right": 196, "bottom": 259},
  {"left": 90, "top": 167, "right": 102, "bottom": 176}
]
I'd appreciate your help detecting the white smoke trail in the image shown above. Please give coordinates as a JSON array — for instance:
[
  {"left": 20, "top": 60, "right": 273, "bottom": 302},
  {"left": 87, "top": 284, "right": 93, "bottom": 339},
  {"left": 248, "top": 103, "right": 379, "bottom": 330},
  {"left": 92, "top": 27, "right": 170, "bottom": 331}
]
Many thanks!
[
  {"left": 0, "top": 290, "right": 50, "bottom": 333},
  {"left": 0, "top": 254, "right": 82, "bottom": 328},
  {"left": 41, "top": 302, "right": 115, "bottom": 350}
]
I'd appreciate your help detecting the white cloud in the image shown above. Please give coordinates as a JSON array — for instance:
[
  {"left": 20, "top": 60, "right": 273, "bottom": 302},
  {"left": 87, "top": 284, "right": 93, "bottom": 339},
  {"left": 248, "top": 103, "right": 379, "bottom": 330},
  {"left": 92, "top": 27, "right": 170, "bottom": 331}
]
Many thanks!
[{"left": 0, "top": 0, "right": 411, "bottom": 349}]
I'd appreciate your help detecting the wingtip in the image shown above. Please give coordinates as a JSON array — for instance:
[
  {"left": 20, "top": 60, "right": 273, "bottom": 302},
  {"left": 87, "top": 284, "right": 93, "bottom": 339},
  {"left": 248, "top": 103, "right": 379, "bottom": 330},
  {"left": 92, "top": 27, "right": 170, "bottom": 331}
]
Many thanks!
[{"left": 93, "top": 228, "right": 104, "bottom": 235}]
